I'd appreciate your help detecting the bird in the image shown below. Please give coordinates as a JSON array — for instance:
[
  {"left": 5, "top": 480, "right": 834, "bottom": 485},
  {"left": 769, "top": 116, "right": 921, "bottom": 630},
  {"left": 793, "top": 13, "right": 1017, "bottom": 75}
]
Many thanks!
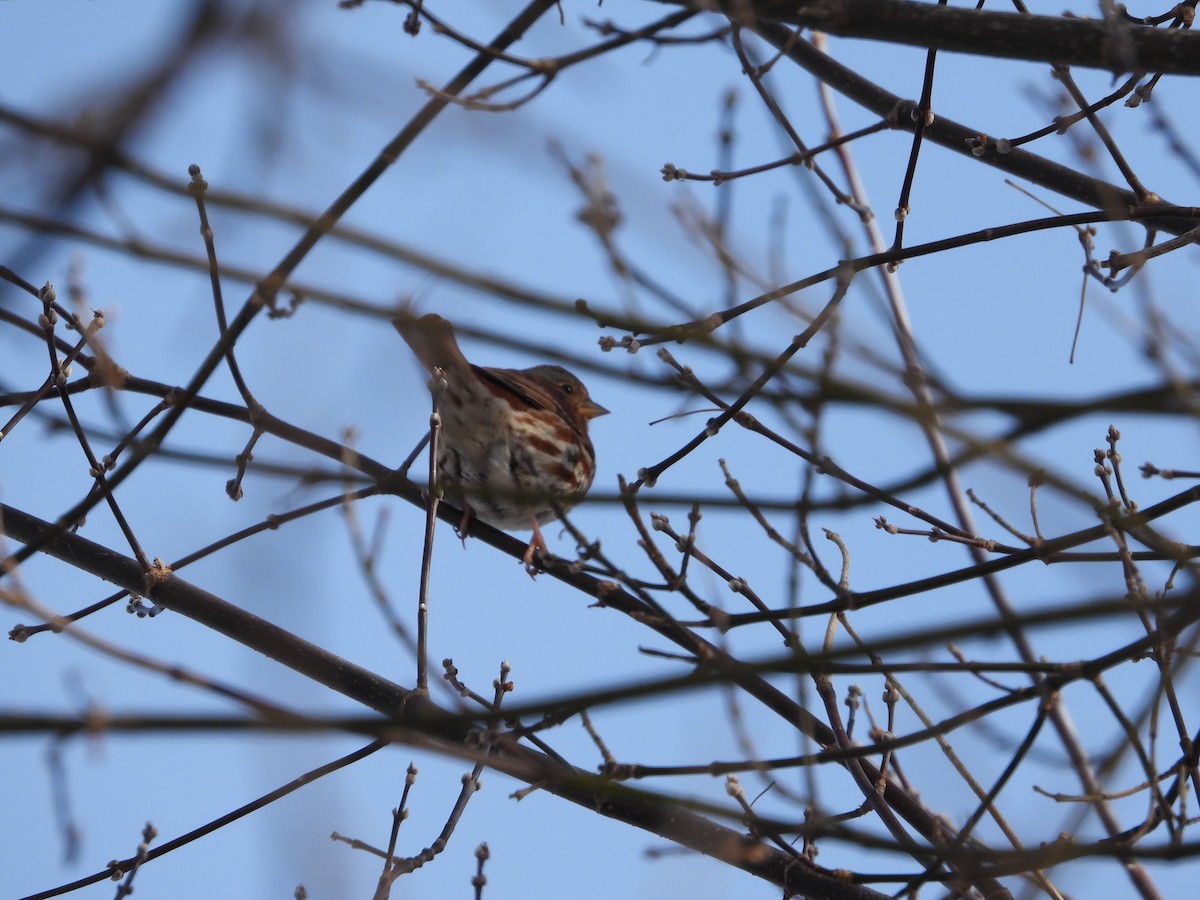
[{"left": 393, "top": 312, "right": 608, "bottom": 572}]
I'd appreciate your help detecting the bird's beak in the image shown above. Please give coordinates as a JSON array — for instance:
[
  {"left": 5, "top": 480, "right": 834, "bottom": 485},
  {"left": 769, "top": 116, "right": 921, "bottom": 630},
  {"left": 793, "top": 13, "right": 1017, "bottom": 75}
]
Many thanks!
[{"left": 583, "top": 400, "right": 610, "bottom": 419}]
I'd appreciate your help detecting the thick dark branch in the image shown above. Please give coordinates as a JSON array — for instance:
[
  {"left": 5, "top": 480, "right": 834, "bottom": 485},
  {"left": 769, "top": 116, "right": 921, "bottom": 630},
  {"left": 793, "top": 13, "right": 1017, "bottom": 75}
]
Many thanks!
[
  {"left": 749, "top": 20, "right": 1198, "bottom": 233},
  {"left": 713, "top": 0, "right": 1200, "bottom": 75},
  {"left": 1, "top": 502, "right": 893, "bottom": 900}
]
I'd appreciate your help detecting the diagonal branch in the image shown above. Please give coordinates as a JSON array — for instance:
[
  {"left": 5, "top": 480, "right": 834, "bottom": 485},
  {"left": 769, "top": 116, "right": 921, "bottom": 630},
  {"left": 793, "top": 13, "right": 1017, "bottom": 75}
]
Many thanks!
[
  {"left": 711, "top": 0, "right": 1200, "bottom": 75},
  {"left": 2, "top": 501, "right": 895, "bottom": 900},
  {"left": 3, "top": 500, "right": 1009, "bottom": 897}
]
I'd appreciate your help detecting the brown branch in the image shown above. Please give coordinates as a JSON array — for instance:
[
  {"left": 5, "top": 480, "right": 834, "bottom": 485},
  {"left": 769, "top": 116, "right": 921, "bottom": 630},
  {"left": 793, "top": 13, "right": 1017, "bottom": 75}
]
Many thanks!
[
  {"left": 722, "top": 0, "right": 1200, "bottom": 75},
  {"left": 2, "top": 502, "right": 895, "bottom": 900},
  {"left": 745, "top": 20, "right": 1193, "bottom": 233}
]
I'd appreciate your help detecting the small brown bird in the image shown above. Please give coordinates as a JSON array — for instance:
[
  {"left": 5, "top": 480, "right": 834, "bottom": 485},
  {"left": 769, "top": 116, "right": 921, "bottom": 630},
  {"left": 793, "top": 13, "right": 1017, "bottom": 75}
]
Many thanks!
[{"left": 393, "top": 312, "right": 608, "bottom": 570}]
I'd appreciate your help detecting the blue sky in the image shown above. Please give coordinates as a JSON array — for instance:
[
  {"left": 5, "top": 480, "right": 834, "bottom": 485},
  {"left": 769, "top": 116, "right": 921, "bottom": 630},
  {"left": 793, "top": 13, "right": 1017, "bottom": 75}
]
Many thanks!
[{"left": 3, "top": 2, "right": 1199, "bottom": 899}]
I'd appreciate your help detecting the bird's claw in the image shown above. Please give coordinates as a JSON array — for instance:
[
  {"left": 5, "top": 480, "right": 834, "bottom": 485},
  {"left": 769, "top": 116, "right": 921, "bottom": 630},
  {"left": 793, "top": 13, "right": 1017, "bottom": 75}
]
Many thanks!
[
  {"left": 522, "top": 533, "right": 550, "bottom": 578},
  {"left": 454, "top": 504, "right": 475, "bottom": 547}
]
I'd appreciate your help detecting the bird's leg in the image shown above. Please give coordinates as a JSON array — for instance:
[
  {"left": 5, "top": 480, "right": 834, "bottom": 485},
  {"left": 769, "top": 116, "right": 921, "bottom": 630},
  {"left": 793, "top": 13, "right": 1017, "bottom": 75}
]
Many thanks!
[
  {"left": 455, "top": 503, "right": 475, "bottom": 548},
  {"left": 522, "top": 512, "right": 548, "bottom": 577}
]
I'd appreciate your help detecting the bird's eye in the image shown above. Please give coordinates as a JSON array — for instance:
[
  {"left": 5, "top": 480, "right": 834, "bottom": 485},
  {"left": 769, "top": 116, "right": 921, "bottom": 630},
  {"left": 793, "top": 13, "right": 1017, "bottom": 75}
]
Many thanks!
[{"left": 560, "top": 382, "right": 574, "bottom": 394}]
